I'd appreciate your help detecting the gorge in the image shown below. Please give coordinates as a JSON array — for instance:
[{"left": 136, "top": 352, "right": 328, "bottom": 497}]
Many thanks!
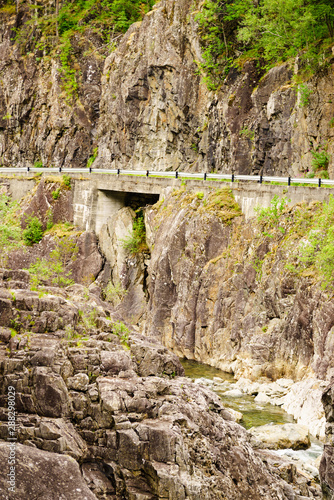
[{"left": 1, "top": 0, "right": 334, "bottom": 498}]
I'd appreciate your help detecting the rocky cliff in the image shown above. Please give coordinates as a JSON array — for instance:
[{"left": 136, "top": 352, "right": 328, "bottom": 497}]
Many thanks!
[
  {"left": 142, "top": 187, "right": 334, "bottom": 383},
  {"left": 0, "top": 267, "right": 321, "bottom": 499},
  {"left": 1, "top": 0, "right": 334, "bottom": 177},
  {"left": 96, "top": 182, "right": 334, "bottom": 496}
]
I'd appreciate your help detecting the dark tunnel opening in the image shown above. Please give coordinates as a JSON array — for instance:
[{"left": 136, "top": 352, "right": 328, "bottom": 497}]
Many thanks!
[{"left": 124, "top": 192, "right": 160, "bottom": 211}]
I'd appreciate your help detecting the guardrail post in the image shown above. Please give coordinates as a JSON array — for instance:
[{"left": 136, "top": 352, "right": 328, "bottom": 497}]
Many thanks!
[
  {"left": 89, "top": 167, "right": 92, "bottom": 173},
  {"left": 27, "top": 166, "right": 30, "bottom": 172},
  {"left": 288, "top": 176, "right": 291, "bottom": 186},
  {"left": 259, "top": 175, "right": 263, "bottom": 184},
  {"left": 175, "top": 171, "right": 178, "bottom": 179},
  {"left": 146, "top": 170, "right": 149, "bottom": 177},
  {"left": 231, "top": 174, "right": 234, "bottom": 183},
  {"left": 204, "top": 173, "right": 207, "bottom": 181},
  {"left": 117, "top": 169, "right": 120, "bottom": 176},
  {"left": 58, "top": 167, "right": 62, "bottom": 173},
  {"left": 318, "top": 178, "right": 322, "bottom": 188}
]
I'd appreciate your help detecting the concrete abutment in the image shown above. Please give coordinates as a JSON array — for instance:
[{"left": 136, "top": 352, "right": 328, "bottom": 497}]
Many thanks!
[{"left": 1, "top": 172, "right": 334, "bottom": 232}]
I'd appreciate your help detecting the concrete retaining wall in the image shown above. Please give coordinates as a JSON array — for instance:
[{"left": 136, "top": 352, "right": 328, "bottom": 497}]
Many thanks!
[{"left": 1, "top": 173, "right": 334, "bottom": 231}]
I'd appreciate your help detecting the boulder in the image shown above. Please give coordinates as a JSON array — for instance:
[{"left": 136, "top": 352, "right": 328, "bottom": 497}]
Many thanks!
[
  {"left": 0, "top": 442, "right": 95, "bottom": 500},
  {"left": 249, "top": 423, "right": 311, "bottom": 450}
]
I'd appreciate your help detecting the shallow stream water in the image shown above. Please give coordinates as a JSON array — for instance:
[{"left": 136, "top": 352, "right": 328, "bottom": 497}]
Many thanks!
[{"left": 181, "top": 359, "right": 323, "bottom": 473}]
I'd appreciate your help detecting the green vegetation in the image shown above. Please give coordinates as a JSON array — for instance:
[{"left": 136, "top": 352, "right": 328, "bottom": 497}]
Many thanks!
[
  {"left": 87, "top": 147, "right": 98, "bottom": 168},
  {"left": 201, "top": 188, "right": 242, "bottom": 223},
  {"left": 28, "top": 235, "right": 78, "bottom": 287},
  {"left": 298, "top": 83, "right": 313, "bottom": 108},
  {"left": 121, "top": 211, "right": 148, "bottom": 254},
  {"left": 62, "top": 174, "right": 71, "bottom": 189},
  {"left": 310, "top": 149, "right": 330, "bottom": 178},
  {"left": 44, "top": 174, "right": 71, "bottom": 189},
  {"left": 0, "top": 1, "right": 15, "bottom": 15},
  {"left": 46, "top": 209, "right": 54, "bottom": 231},
  {"left": 292, "top": 196, "right": 334, "bottom": 289},
  {"left": 22, "top": 216, "right": 43, "bottom": 246},
  {"left": 11, "top": 0, "right": 156, "bottom": 99},
  {"left": 195, "top": 0, "right": 334, "bottom": 90},
  {"left": 253, "top": 194, "right": 334, "bottom": 290},
  {"left": 104, "top": 280, "right": 128, "bottom": 305},
  {"left": 252, "top": 256, "right": 263, "bottom": 281},
  {"left": 240, "top": 126, "right": 255, "bottom": 141},
  {"left": 112, "top": 321, "right": 130, "bottom": 345},
  {"left": 79, "top": 309, "right": 98, "bottom": 333},
  {"left": 0, "top": 194, "right": 23, "bottom": 266},
  {"left": 52, "top": 188, "right": 61, "bottom": 200},
  {"left": 255, "top": 195, "right": 290, "bottom": 237}
]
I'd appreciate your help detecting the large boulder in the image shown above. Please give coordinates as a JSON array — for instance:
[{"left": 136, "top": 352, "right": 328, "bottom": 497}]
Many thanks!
[
  {"left": 0, "top": 442, "right": 96, "bottom": 500},
  {"left": 249, "top": 423, "right": 311, "bottom": 450}
]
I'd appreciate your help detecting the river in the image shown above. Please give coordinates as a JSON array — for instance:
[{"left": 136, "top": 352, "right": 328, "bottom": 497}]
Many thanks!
[{"left": 181, "top": 359, "right": 323, "bottom": 478}]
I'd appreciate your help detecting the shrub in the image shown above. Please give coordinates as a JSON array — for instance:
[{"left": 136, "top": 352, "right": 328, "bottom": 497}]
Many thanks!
[
  {"left": 240, "top": 127, "right": 255, "bottom": 140},
  {"left": 298, "top": 195, "right": 334, "bottom": 289},
  {"left": 311, "top": 150, "right": 330, "bottom": 172},
  {"left": 0, "top": 194, "right": 22, "bottom": 265},
  {"left": 62, "top": 174, "right": 71, "bottom": 189},
  {"left": 80, "top": 309, "right": 98, "bottom": 332},
  {"left": 121, "top": 213, "right": 148, "bottom": 254},
  {"left": 23, "top": 216, "right": 44, "bottom": 246},
  {"left": 104, "top": 281, "right": 128, "bottom": 305},
  {"left": 298, "top": 84, "right": 313, "bottom": 108},
  {"left": 87, "top": 147, "right": 98, "bottom": 168},
  {"left": 112, "top": 321, "right": 130, "bottom": 344},
  {"left": 28, "top": 235, "right": 78, "bottom": 287},
  {"left": 28, "top": 258, "right": 53, "bottom": 288},
  {"left": 255, "top": 195, "right": 290, "bottom": 234},
  {"left": 46, "top": 209, "right": 53, "bottom": 231},
  {"left": 52, "top": 188, "right": 61, "bottom": 200}
]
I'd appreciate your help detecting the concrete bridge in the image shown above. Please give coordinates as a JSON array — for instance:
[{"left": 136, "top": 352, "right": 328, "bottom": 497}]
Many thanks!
[{"left": 1, "top": 168, "right": 334, "bottom": 233}]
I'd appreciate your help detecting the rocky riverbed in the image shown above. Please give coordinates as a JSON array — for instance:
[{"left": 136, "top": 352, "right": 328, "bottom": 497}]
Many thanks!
[
  {"left": 0, "top": 177, "right": 333, "bottom": 497},
  {"left": 0, "top": 271, "right": 323, "bottom": 499},
  {"left": 182, "top": 360, "right": 324, "bottom": 483}
]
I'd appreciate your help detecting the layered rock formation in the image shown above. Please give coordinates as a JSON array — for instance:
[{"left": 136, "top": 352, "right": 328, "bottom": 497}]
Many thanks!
[
  {"left": 143, "top": 187, "right": 334, "bottom": 384},
  {"left": 1, "top": 0, "right": 334, "bottom": 176},
  {"left": 320, "top": 380, "right": 334, "bottom": 499},
  {"left": 0, "top": 1, "right": 103, "bottom": 169},
  {"left": 0, "top": 270, "right": 322, "bottom": 499}
]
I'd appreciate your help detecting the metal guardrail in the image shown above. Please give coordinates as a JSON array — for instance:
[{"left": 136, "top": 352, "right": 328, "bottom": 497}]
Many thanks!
[{"left": 0, "top": 167, "right": 334, "bottom": 187}]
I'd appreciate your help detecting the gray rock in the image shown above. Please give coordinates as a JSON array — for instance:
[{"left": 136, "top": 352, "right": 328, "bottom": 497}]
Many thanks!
[
  {"left": 67, "top": 373, "right": 90, "bottom": 392},
  {"left": 249, "top": 423, "right": 311, "bottom": 450},
  {"left": 0, "top": 442, "right": 96, "bottom": 500},
  {"left": 33, "top": 367, "right": 70, "bottom": 418}
]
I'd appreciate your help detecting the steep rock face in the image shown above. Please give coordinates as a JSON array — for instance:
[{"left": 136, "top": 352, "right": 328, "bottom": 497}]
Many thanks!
[
  {"left": 0, "top": 277, "right": 320, "bottom": 499},
  {"left": 0, "top": 6, "right": 102, "bottom": 169},
  {"left": 320, "top": 381, "right": 334, "bottom": 499},
  {"left": 0, "top": 176, "right": 105, "bottom": 283},
  {"left": 98, "top": 207, "right": 148, "bottom": 323},
  {"left": 81, "top": 0, "right": 334, "bottom": 175},
  {"left": 89, "top": 0, "right": 334, "bottom": 176},
  {"left": 144, "top": 188, "right": 334, "bottom": 383},
  {"left": 1, "top": 0, "right": 334, "bottom": 176}
]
